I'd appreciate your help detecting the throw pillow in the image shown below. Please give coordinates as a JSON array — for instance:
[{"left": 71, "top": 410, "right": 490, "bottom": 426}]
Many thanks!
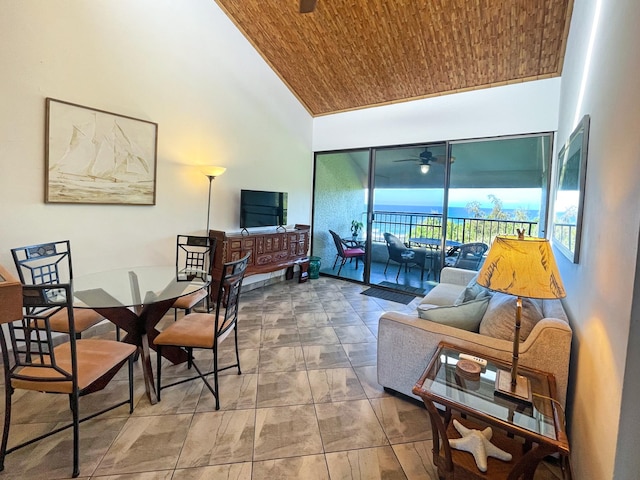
[
  {"left": 454, "top": 273, "right": 490, "bottom": 305},
  {"left": 417, "top": 296, "right": 490, "bottom": 332},
  {"left": 479, "top": 293, "right": 544, "bottom": 341}
]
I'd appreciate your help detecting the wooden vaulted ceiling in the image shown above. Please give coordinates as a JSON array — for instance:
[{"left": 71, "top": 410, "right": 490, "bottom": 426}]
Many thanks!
[{"left": 214, "top": 0, "right": 573, "bottom": 117}]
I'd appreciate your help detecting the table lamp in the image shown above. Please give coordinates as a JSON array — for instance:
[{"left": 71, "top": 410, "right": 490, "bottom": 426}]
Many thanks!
[
  {"left": 201, "top": 166, "right": 226, "bottom": 234},
  {"left": 476, "top": 230, "right": 565, "bottom": 403}
]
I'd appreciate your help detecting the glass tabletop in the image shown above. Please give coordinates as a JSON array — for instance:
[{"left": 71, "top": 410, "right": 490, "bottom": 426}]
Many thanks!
[
  {"left": 417, "top": 346, "right": 559, "bottom": 441},
  {"left": 72, "top": 266, "right": 210, "bottom": 308}
]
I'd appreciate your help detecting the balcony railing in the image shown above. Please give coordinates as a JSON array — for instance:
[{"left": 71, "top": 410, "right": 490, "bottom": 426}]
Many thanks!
[{"left": 369, "top": 210, "right": 539, "bottom": 246}]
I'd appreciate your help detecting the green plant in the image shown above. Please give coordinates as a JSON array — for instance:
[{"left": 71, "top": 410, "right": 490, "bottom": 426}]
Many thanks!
[{"left": 351, "top": 220, "right": 364, "bottom": 236}]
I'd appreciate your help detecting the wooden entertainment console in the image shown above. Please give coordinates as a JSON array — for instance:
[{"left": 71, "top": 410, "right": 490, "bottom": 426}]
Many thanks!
[{"left": 209, "top": 224, "right": 310, "bottom": 298}]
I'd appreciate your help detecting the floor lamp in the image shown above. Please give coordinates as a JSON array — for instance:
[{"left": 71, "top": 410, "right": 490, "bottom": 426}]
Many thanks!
[
  {"left": 201, "top": 166, "right": 226, "bottom": 234},
  {"left": 476, "top": 231, "right": 566, "bottom": 403}
]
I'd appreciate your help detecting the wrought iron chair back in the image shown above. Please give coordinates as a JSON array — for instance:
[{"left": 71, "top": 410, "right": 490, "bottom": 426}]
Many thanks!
[
  {"left": 3, "top": 284, "right": 76, "bottom": 384},
  {"left": 176, "top": 235, "right": 216, "bottom": 273},
  {"left": 172, "top": 235, "right": 217, "bottom": 319},
  {"left": 11, "top": 240, "right": 72, "bottom": 286}
]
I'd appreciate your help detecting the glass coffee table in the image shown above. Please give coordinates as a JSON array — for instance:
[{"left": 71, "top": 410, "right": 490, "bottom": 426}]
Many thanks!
[{"left": 412, "top": 342, "right": 570, "bottom": 480}]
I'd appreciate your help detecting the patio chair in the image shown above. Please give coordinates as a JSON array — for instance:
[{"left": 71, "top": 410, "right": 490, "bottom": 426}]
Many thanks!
[
  {"left": 444, "top": 242, "right": 489, "bottom": 271},
  {"left": 171, "top": 235, "right": 216, "bottom": 319},
  {"left": 10, "top": 240, "right": 104, "bottom": 339},
  {"left": 383, "top": 233, "right": 429, "bottom": 281},
  {"left": 0, "top": 282, "right": 136, "bottom": 478},
  {"left": 154, "top": 253, "right": 250, "bottom": 410},
  {"left": 329, "top": 230, "right": 365, "bottom": 275}
]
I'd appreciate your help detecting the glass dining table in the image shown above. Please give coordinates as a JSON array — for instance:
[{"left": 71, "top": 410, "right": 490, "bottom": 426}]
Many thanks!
[{"left": 72, "top": 266, "right": 210, "bottom": 404}]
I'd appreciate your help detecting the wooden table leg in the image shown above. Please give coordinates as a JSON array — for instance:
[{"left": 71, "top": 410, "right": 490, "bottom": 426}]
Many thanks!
[
  {"left": 93, "top": 299, "right": 189, "bottom": 405},
  {"left": 139, "top": 334, "right": 157, "bottom": 404},
  {"left": 507, "top": 443, "right": 556, "bottom": 480}
]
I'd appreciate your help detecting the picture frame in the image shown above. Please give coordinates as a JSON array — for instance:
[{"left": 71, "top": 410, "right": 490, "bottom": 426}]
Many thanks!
[
  {"left": 45, "top": 98, "right": 158, "bottom": 205},
  {"left": 552, "top": 114, "right": 590, "bottom": 263}
]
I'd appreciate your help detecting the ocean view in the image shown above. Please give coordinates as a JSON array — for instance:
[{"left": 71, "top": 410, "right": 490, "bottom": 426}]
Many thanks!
[{"left": 373, "top": 204, "right": 540, "bottom": 220}]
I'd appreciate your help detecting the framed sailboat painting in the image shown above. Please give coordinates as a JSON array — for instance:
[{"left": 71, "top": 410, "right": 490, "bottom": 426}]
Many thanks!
[{"left": 45, "top": 98, "right": 158, "bottom": 205}]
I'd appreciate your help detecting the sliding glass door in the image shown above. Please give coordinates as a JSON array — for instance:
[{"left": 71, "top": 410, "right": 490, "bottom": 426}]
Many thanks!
[
  {"left": 370, "top": 143, "right": 447, "bottom": 293},
  {"left": 311, "top": 133, "right": 553, "bottom": 292},
  {"left": 312, "top": 149, "right": 369, "bottom": 282}
]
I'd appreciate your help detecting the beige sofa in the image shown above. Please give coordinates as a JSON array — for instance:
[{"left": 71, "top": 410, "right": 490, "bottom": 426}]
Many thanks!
[{"left": 377, "top": 267, "right": 572, "bottom": 406}]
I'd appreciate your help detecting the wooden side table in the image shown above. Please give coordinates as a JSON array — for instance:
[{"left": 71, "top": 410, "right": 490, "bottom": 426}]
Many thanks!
[{"left": 412, "top": 342, "right": 570, "bottom": 480}]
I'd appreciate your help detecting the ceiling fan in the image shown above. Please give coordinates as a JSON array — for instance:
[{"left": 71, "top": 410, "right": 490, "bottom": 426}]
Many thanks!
[
  {"left": 299, "top": 0, "right": 318, "bottom": 13},
  {"left": 393, "top": 148, "right": 451, "bottom": 174}
]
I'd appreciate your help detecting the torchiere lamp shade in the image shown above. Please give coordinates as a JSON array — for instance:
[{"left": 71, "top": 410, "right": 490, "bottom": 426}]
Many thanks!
[
  {"left": 476, "top": 235, "right": 566, "bottom": 300},
  {"left": 202, "top": 166, "right": 226, "bottom": 235},
  {"left": 201, "top": 166, "right": 226, "bottom": 178}
]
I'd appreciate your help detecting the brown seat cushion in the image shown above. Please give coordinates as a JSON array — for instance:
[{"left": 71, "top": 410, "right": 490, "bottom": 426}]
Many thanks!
[
  {"left": 154, "top": 312, "right": 234, "bottom": 349},
  {"left": 12, "top": 339, "right": 136, "bottom": 394},
  {"left": 35, "top": 307, "right": 103, "bottom": 334},
  {"left": 172, "top": 288, "right": 208, "bottom": 310}
]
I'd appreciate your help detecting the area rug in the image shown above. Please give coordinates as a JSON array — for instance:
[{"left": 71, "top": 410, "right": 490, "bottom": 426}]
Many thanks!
[
  {"left": 378, "top": 281, "right": 426, "bottom": 296},
  {"left": 361, "top": 287, "right": 416, "bottom": 305}
]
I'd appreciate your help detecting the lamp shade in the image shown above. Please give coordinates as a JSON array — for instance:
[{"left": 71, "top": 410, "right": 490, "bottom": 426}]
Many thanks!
[
  {"left": 476, "top": 235, "right": 566, "bottom": 299},
  {"left": 201, "top": 166, "right": 226, "bottom": 178}
]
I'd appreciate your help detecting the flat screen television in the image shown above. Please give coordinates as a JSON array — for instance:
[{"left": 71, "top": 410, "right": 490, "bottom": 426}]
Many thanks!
[{"left": 240, "top": 189, "right": 288, "bottom": 228}]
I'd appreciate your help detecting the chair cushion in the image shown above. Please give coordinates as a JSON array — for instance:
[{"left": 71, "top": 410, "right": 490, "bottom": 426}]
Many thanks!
[
  {"left": 417, "top": 296, "right": 490, "bottom": 332},
  {"left": 37, "top": 307, "right": 103, "bottom": 334},
  {"left": 154, "top": 312, "right": 235, "bottom": 349},
  {"left": 479, "top": 293, "right": 544, "bottom": 341},
  {"left": 343, "top": 247, "right": 365, "bottom": 257},
  {"left": 172, "top": 288, "right": 208, "bottom": 310},
  {"left": 12, "top": 339, "right": 136, "bottom": 394}
]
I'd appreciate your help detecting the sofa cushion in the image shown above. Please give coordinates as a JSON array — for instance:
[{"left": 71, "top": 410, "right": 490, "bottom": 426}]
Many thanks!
[
  {"left": 421, "top": 282, "right": 465, "bottom": 307},
  {"left": 454, "top": 273, "right": 491, "bottom": 304},
  {"left": 479, "top": 293, "right": 544, "bottom": 341},
  {"left": 417, "top": 296, "right": 490, "bottom": 332}
]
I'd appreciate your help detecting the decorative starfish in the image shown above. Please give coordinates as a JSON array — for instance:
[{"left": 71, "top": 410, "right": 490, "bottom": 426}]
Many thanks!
[{"left": 448, "top": 419, "right": 512, "bottom": 472}]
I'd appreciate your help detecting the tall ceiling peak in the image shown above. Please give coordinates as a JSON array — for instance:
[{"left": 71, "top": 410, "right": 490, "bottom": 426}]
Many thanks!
[{"left": 214, "top": 0, "right": 573, "bottom": 116}]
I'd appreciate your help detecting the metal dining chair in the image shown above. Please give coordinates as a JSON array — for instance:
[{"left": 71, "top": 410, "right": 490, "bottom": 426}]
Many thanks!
[
  {"left": 10, "top": 240, "right": 104, "bottom": 339},
  {"left": 0, "top": 281, "right": 136, "bottom": 478},
  {"left": 154, "top": 252, "right": 250, "bottom": 410}
]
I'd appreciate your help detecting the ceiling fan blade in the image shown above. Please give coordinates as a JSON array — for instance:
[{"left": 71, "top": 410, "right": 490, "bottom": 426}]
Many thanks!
[
  {"left": 434, "top": 155, "right": 455, "bottom": 164},
  {"left": 299, "top": 0, "right": 318, "bottom": 13},
  {"left": 393, "top": 159, "right": 420, "bottom": 163}
]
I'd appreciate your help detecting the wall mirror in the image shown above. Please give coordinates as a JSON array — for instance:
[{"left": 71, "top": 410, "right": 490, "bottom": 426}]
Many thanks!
[{"left": 552, "top": 114, "right": 590, "bottom": 263}]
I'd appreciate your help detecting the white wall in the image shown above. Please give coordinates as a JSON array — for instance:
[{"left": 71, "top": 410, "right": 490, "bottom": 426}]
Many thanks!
[
  {"left": 0, "top": 0, "right": 312, "bottom": 276},
  {"left": 555, "top": 0, "right": 640, "bottom": 478},
  {"left": 313, "top": 78, "right": 561, "bottom": 150}
]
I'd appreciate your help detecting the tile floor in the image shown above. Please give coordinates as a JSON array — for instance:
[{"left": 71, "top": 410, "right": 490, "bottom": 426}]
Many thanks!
[{"left": 0, "top": 276, "right": 565, "bottom": 479}]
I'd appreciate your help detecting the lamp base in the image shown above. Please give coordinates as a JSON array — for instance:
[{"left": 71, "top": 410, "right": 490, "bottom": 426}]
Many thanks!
[{"left": 494, "top": 369, "right": 533, "bottom": 405}]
